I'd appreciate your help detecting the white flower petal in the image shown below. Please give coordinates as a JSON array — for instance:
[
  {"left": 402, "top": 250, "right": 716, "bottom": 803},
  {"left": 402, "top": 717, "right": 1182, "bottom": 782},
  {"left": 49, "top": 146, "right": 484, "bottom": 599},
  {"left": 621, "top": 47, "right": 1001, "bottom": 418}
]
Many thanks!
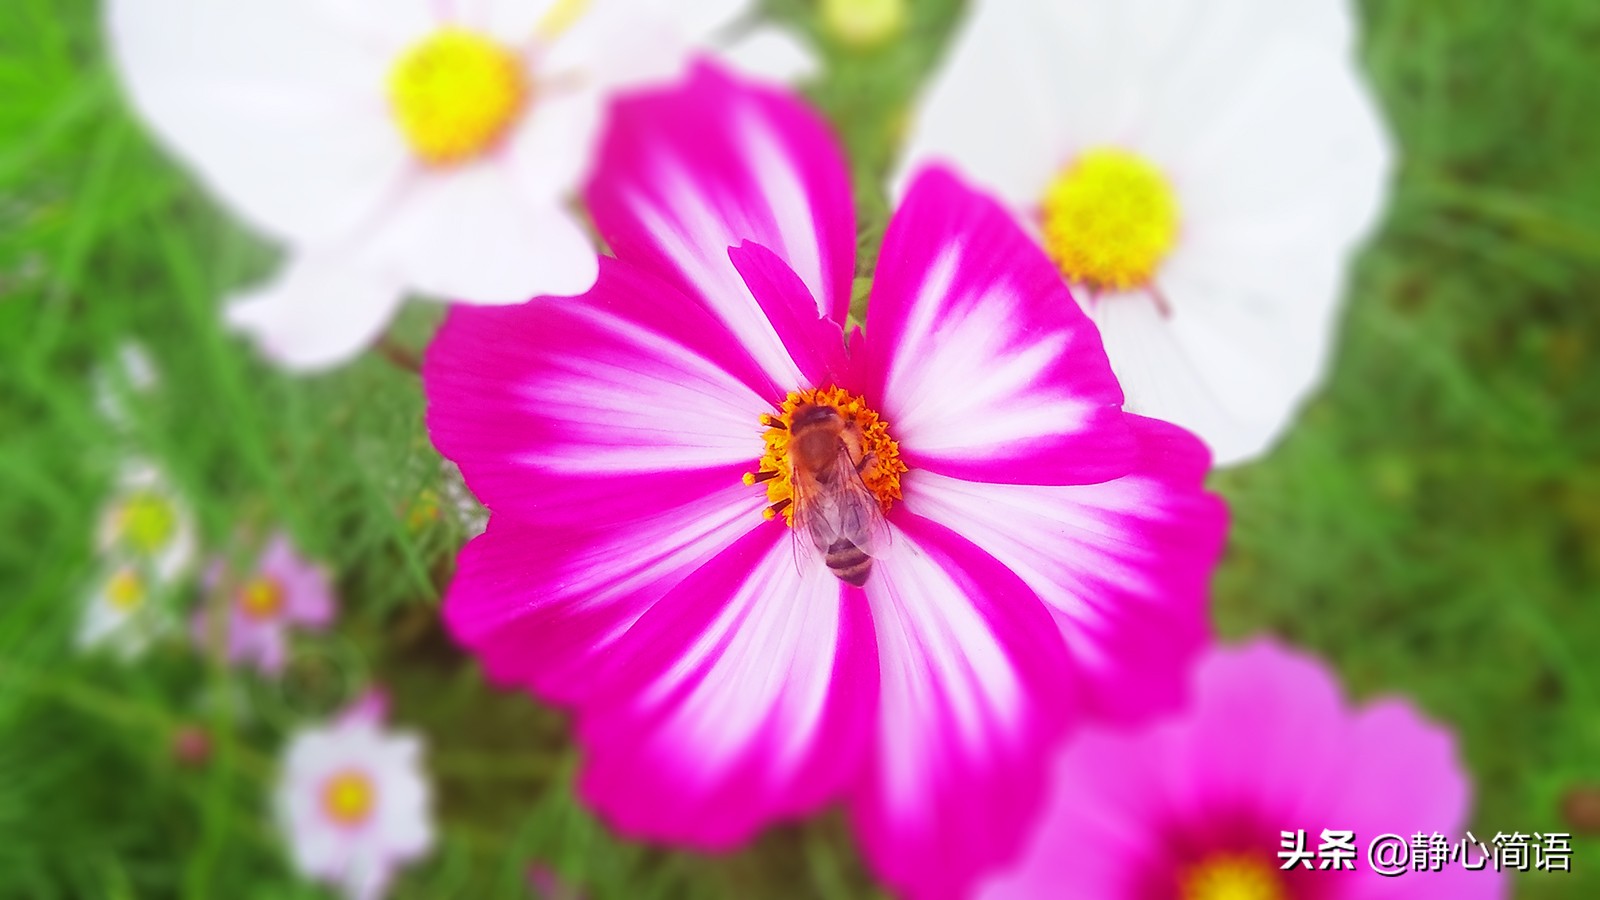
[
  {"left": 894, "top": 0, "right": 1127, "bottom": 206},
  {"left": 501, "top": 90, "right": 603, "bottom": 203},
  {"left": 462, "top": 0, "right": 563, "bottom": 45},
  {"left": 107, "top": 0, "right": 415, "bottom": 244},
  {"left": 540, "top": 2, "right": 693, "bottom": 89},
  {"left": 363, "top": 163, "right": 598, "bottom": 303},
  {"left": 226, "top": 254, "right": 407, "bottom": 371},
  {"left": 719, "top": 25, "right": 819, "bottom": 84}
]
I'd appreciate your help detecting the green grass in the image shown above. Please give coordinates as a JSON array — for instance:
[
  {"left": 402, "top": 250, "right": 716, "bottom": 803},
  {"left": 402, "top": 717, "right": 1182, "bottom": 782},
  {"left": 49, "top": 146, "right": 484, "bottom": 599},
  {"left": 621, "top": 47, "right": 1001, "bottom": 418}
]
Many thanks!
[{"left": 2, "top": 0, "right": 1598, "bottom": 897}]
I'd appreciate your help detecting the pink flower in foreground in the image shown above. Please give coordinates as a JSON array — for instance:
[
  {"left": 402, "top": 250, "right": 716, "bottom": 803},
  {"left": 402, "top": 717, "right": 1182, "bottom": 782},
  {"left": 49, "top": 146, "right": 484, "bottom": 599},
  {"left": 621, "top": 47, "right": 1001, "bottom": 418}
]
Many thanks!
[
  {"left": 981, "top": 641, "right": 1505, "bottom": 900},
  {"left": 425, "top": 64, "right": 1225, "bottom": 898},
  {"left": 277, "top": 691, "right": 433, "bottom": 900},
  {"left": 194, "top": 532, "right": 334, "bottom": 675}
]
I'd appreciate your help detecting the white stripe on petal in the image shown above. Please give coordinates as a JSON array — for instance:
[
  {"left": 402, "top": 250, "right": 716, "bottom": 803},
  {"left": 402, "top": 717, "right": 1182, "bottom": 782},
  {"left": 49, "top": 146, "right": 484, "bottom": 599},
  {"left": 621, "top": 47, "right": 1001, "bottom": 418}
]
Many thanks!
[{"left": 621, "top": 167, "right": 806, "bottom": 388}]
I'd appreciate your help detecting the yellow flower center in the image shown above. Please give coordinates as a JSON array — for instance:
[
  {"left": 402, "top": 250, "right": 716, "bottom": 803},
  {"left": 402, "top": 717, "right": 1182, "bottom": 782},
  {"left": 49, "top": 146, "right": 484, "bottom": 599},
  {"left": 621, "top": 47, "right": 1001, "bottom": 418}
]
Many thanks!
[
  {"left": 117, "top": 491, "right": 177, "bottom": 555},
  {"left": 1041, "top": 147, "right": 1179, "bottom": 291},
  {"left": 1181, "top": 853, "right": 1286, "bottom": 900},
  {"left": 321, "top": 770, "right": 377, "bottom": 827},
  {"left": 746, "top": 387, "right": 906, "bottom": 525},
  {"left": 107, "top": 568, "right": 146, "bottom": 611},
  {"left": 822, "top": 0, "right": 907, "bottom": 48},
  {"left": 387, "top": 28, "right": 528, "bottom": 166},
  {"left": 237, "top": 577, "right": 285, "bottom": 621}
]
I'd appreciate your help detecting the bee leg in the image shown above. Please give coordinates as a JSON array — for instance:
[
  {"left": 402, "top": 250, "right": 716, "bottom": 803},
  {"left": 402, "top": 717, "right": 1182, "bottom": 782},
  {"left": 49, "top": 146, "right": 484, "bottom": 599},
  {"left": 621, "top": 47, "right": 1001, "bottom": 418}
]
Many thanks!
[{"left": 856, "top": 452, "right": 877, "bottom": 477}]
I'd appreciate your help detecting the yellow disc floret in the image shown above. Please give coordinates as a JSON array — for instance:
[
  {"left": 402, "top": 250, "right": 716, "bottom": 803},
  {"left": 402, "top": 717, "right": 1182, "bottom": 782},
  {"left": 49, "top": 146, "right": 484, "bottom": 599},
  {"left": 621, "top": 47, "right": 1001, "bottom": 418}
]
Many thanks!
[
  {"left": 321, "top": 770, "right": 377, "bottom": 826},
  {"left": 745, "top": 387, "right": 906, "bottom": 525},
  {"left": 1181, "top": 853, "right": 1286, "bottom": 900},
  {"left": 1041, "top": 148, "right": 1179, "bottom": 291},
  {"left": 118, "top": 491, "right": 177, "bottom": 555},
  {"left": 237, "top": 576, "right": 285, "bottom": 621},
  {"left": 388, "top": 28, "right": 527, "bottom": 166},
  {"left": 107, "top": 567, "right": 146, "bottom": 611}
]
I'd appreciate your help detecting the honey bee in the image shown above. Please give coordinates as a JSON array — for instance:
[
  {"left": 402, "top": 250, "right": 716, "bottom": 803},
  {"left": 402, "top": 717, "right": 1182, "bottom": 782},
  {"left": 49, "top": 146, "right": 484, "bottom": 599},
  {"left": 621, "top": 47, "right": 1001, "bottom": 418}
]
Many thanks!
[{"left": 786, "top": 403, "right": 889, "bottom": 586}]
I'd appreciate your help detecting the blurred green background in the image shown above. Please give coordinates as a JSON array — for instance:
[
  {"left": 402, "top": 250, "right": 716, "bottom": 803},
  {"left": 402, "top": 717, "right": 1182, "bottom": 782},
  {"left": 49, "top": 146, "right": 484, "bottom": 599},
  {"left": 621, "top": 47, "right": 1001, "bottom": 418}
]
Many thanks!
[{"left": 2, "top": 0, "right": 1597, "bottom": 897}]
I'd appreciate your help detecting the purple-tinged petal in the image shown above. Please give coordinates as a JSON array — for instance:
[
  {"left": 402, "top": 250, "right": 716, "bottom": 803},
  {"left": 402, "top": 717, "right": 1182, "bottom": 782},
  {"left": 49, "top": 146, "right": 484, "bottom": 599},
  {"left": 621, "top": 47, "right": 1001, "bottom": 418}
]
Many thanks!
[
  {"left": 226, "top": 614, "right": 287, "bottom": 675},
  {"left": 848, "top": 513, "right": 1079, "bottom": 900},
  {"left": 728, "top": 241, "right": 849, "bottom": 388},
  {"left": 575, "top": 523, "right": 876, "bottom": 848},
  {"left": 260, "top": 532, "right": 335, "bottom": 628},
  {"left": 983, "top": 641, "right": 1503, "bottom": 900},
  {"left": 585, "top": 61, "right": 855, "bottom": 386},
  {"left": 902, "top": 415, "right": 1224, "bottom": 724},
  {"left": 338, "top": 689, "right": 390, "bottom": 728},
  {"left": 425, "top": 257, "right": 779, "bottom": 521},
  {"left": 859, "top": 166, "right": 1134, "bottom": 486},
  {"left": 442, "top": 469, "right": 767, "bottom": 706}
]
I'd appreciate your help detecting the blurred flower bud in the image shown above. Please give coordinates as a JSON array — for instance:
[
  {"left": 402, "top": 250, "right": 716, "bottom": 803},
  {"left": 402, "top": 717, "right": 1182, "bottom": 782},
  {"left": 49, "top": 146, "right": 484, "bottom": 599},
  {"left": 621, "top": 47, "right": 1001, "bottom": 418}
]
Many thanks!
[
  {"left": 172, "top": 725, "right": 211, "bottom": 767},
  {"left": 821, "top": 0, "right": 906, "bottom": 49}
]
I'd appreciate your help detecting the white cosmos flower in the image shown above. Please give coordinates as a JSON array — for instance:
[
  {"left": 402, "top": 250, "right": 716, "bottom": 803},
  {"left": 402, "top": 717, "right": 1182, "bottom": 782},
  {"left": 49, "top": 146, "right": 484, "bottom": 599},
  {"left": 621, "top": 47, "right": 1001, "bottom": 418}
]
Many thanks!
[
  {"left": 106, "top": 0, "right": 814, "bottom": 371},
  {"left": 96, "top": 461, "right": 197, "bottom": 587},
  {"left": 896, "top": 0, "right": 1394, "bottom": 466},
  {"left": 78, "top": 563, "right": 171, "bottom": 658},
  {"left": 277, "top": 694, "right": 433, "bottom": 900}
]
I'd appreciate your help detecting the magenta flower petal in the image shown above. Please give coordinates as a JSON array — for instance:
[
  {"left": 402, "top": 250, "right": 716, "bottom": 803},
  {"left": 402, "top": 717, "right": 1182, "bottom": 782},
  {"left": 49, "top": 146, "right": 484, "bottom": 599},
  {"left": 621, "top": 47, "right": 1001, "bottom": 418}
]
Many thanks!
[
  {"left": 849, "top": 512, "right": 1080, "bottom": 900},
  {"left": 903, "top": 414, "right": 1224, "bottom": 723},
  {"left": 444, "top": 473, "right": 765, "bottom": 705},
  {"left": 425, "top": 258, "right": 781, "bottom": 518},
  {"left": 981, "top": 641, "right": 1505, "bottom": 900},
  {"left": 575, "top": 523, "right": 877, "bottom": 848},
  {"left": 858, "top": 166, "right": 1135, "bottom": 487},
  {"left": 586, "top": 62, "right": 856, "bottom": 374},
  {"left": 728, "top": 240, "right": 850, "bottom": 387}
]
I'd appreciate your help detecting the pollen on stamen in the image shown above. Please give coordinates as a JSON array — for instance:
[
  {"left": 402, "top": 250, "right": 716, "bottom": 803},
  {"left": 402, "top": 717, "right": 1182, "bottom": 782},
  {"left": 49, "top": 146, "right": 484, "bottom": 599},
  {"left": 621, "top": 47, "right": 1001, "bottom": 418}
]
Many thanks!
[
  {"left": 748, "top": 386, "right": 907, "bottom": 526},
  {"left": 1179, "top": 853, "right": 1285, "bottom": 900},
  {"left": 387, "top": 28, "right": 528, "bottom": 166},
  {"left": 1041, "top": 147, "right": 1179, "bottom": 292}
]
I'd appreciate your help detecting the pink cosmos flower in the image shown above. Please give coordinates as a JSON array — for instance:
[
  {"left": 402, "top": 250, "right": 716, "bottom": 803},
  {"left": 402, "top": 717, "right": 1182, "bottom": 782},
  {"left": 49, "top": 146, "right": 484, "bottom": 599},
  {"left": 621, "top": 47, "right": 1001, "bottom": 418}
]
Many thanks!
[
  {"left": 277, "top": 690, "right": 433, "bottom": 900},
  {"left": 425, "top": 64, "right": 1225, "bottom": 899},
  {"left": 981, "top": 640, "right": 1506, "bottom": 899},
  {"left": 194, "top": 532, "right": 335, "bottom": 675}
]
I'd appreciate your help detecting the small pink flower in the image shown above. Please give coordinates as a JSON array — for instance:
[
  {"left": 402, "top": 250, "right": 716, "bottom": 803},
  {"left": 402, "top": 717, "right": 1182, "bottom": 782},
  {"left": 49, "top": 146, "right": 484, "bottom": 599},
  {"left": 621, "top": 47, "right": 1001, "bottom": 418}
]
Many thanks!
[
  {"left": 194, "top": 532, "right": 334, "bottom": 676},
  {"left": 276, "top": 691, "right": 433, "bottom": 900},
  {"left": 425, "top": 64, "right": 1225, "bottom": 899},
  {"left": 981, "top": 640, "right": 1506, "bottom": 899}
]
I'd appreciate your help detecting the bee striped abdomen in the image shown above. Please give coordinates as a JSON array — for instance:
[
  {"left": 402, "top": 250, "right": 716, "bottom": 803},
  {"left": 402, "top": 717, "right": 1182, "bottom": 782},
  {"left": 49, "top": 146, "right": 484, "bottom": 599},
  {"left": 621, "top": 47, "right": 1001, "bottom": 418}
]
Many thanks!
[{"left": 825, "top": 539, "right": 872, "bottom": 587}]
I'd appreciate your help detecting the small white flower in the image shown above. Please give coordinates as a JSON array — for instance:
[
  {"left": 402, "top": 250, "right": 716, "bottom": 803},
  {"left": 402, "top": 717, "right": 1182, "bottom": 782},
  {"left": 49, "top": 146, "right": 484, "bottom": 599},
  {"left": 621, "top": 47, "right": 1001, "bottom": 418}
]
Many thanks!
[
  {"left": 896, "top": 0, "right": 1394, "bottom": 465},
  {"left": 78, "top": 563, "right": 170, "bottom": 658},
  {"left": 106, "top": 0, "right": 814, "bottom": 371},
  {"left": 96, "top": 461, "right": 197, "bottom": 587},
  {"left": 97, "top": 462, "right": 197, "bottom": 582},
  {"left": 276, "top": 696, "right": 433, "bottom": 900}
]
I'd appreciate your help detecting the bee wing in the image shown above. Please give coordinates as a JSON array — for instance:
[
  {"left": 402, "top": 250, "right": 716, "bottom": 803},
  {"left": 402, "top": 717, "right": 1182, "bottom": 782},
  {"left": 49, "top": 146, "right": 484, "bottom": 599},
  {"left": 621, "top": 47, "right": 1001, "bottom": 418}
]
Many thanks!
[{"left": 798, "top": 451, "right": 891, "bottom": 558}]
